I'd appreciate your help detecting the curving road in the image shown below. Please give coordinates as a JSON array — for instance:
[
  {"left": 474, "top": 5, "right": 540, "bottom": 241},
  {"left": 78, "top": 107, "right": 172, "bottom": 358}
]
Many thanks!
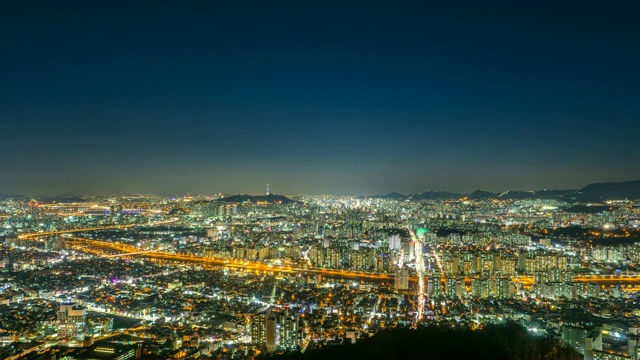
[
  {"left": 21, "top": 224, "right": 640, "bottom": 287},
  {"left": 17, "top": 218, "right": 178, "bottom": 240}
]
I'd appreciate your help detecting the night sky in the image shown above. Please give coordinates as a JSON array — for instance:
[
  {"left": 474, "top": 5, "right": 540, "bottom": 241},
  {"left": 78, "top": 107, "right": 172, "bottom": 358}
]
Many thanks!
[{"left": 2, "top": 1, "right": 639, "bottom": 196}]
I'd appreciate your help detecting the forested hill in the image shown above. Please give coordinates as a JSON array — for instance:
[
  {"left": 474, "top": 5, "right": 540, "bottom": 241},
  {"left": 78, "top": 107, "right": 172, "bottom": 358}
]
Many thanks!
[{"left": 265, "top": 323, "right": 579, "bottom": 360}]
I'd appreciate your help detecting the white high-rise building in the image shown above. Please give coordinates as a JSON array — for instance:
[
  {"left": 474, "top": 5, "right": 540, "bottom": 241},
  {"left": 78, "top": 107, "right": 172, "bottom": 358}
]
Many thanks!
[
  {"left": 389, "top": 234, "right": 401, "bottom": 251},
  {"left": 57, "top": 303, "right": 86, "bottom": 340}
]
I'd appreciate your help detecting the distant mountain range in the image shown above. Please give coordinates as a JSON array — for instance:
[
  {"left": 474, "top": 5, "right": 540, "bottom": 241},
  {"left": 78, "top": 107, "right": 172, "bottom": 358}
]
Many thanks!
[
  {"left": 3, "top": 180, "right": 640, "bottom": 203},
  {"left": 0, "top": 193, "right": 85, "bottom": 203},
  {"left": 363, "top": 180, "right": 640, "bottom": 202}
]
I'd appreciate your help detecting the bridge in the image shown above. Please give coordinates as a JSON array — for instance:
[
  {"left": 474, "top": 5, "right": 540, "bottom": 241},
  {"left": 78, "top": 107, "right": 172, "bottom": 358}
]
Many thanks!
[{"left": 17, "top": 218, "right": 178, "bottom": 240}]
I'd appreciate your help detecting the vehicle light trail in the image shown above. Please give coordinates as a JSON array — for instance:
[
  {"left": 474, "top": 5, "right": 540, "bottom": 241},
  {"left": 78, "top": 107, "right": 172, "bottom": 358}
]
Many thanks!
[
  {"left": 17, "top": 218, "right": 177, "bottom": 240},
  {"left": 409, "top": 229, "right": 425, "bottom": 322}
]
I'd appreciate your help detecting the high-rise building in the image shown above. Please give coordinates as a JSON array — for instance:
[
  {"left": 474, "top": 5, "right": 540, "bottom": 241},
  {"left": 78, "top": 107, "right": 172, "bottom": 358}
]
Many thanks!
[
  {"left": 428, "top": 273, "right": 442, "bottom": 298},
  {"left": 562, "top": 325, "right": 602, "bottom": 360},
  {"left": 628, "top": 337, "right": 638, "bottom": 360},
  {"left": 395, "top": 266, "right": 409, "bottom": 291},
  {"left": 28, "top": 201, "right": 42, "bottom": 221},
  {"left": 388, "top": 234, "right": 401, "bottom": 251},
  {"left": 251, "top": 310, "right": 278, "bottom": 352},
  {"left": 496, "top": 277, "right": 514, "bottom": 299},
  {"left": 445, "top": 277, "right": 456, "bottom": 298},
  {"left": 251, "top": 313, "right": 266, "bottom": 347},
  {"left": 402, "top": 240, "right": 415, "bottom": 262},
  {"left": 586, "top": 283, "right": 601, "bottom": 298},
  {"left": 524, "top": 253, "right": 568, "bottom": 274},
  {"left": 266, "top": 312, "right": 277, "bottom": 352},
  {"left": 549, "top": 267, "right": 574, "bottom": 282},
  {"left": 498, "top": 256, "right": 517, "bottom": 276},
  {"left": 446, "top": 277, "right": 464, "bottom": 299},
  {"left": 325, "top": 247, "right": 341, "bottom": 268},
  {"left": 281, "top": 315, "right": 301, "bottom": 349},
  {"left": 442, "top": 254, "right": 459, "bottom": 276},
  {"left": 471, "top": 278, "right": 490, "bottom": 299},
  {"left": 479, "top": 252, "right": 495, "bottom": 275},
  {"left": 2, "top": 253, "right": 13, "bottom": 271},
  {"left": 57, "top": 303, "right": 86, "bottom": 340}
]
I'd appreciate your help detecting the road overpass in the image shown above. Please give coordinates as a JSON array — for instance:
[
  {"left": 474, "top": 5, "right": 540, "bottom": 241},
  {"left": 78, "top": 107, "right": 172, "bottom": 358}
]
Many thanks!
[
  {"left": 17, "top": 219, "right": 178, "bottom": 240},
  {"left": 63, "top": 237, "right": 640, "bottom": 288},
  {"left": 23, "top": 224, "right": 640, "bottom": 287}
]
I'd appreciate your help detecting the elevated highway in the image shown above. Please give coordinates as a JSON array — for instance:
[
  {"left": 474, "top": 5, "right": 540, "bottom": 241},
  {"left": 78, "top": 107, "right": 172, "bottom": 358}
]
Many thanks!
[{"left": 21, "top": 223, "right": 640, "bottom": 288}]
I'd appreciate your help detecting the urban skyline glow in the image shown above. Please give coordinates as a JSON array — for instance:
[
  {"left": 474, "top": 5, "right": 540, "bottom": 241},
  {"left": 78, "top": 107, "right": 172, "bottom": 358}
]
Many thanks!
[{"left": 3, "top": 2, "right": 640, "bottom": 359}]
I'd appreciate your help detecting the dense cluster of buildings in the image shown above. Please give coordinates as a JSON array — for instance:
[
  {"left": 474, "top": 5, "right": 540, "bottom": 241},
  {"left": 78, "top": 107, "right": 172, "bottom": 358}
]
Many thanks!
[{"left": 1, "top": 194, "right": 640, "bottom": 359}]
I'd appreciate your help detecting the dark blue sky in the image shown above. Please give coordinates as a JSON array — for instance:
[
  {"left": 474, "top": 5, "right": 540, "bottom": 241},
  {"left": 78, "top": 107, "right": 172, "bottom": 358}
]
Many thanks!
[{"left": 1, "top": 0, "right": 639, "bottom": 195}]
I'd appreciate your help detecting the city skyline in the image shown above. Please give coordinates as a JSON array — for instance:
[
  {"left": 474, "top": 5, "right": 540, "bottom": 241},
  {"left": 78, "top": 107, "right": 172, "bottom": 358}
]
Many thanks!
[
  {"left": 3, "top": 178, "right": 640, "bottom": 198},
  {"left": 2, "top": 1, "right": 639, "bottom": 195},
  {"left": 3, "top": 2, "right": 640, "bottom": 358},
  {"left": 4, "top": 187, "right": 640, "bottom": 359}
]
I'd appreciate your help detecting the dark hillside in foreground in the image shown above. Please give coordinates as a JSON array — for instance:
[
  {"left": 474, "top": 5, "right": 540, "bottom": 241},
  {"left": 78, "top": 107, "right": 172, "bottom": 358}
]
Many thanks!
[{"left": 266, "top": 323, "right": 579, "bottom": 360}]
